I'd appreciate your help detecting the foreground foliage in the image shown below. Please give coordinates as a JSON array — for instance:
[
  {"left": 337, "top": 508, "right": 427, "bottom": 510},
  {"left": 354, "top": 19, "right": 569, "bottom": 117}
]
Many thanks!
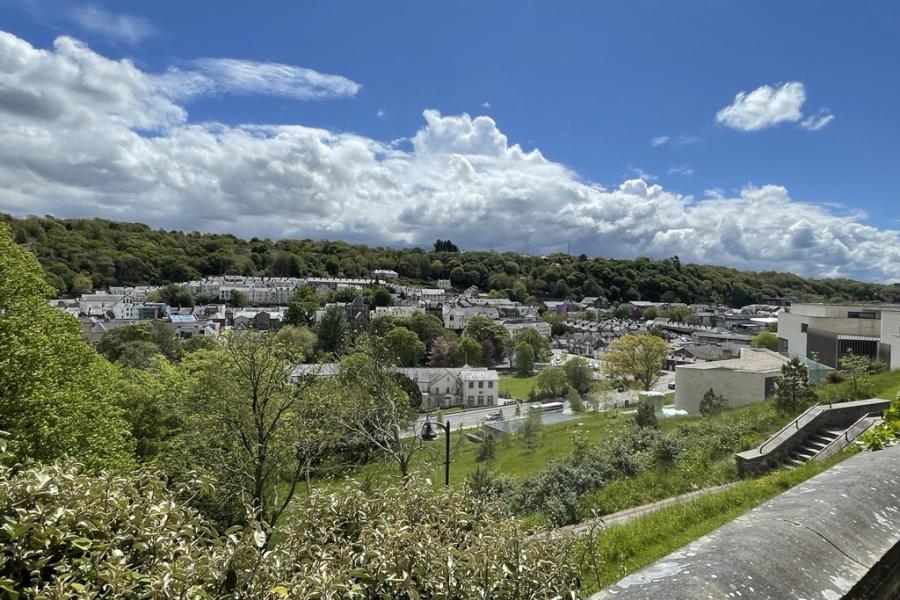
[{"left": 0, "top": 451, "right": 579, "bottom": 599}]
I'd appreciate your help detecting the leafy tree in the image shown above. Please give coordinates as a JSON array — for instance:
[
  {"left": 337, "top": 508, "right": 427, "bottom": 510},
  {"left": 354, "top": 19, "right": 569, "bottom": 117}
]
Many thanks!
[
  {"left": 164, "top": 332, "right": 329, "bottom": 535},
  {"left": 370, "top": 286, "right": 394, "bottom": 307},
  {"left": 96, "top": 321, "right": 182, "bottom": 367},
  {"left": 0, "top": 223, "right": 133, "bottom": 472},
  {"left": 428, "top": 336, "right": 458, "bottom": 367},
  {"left": 384, "top": 326, "right": 427, "bottom": 366},
  {"left": 70, "top": 273, "right": 94, "bottom": 296},
  {"left": 563, "top": 356, "right": 593, "bottom": 394},
  {"left": 458, "top": 336, "right": 482, "bottom": 365},
  {"left": 398, "top": 310, "right": 447, "bottom": 348},
  {"left": 515, "top": 341, "right": 535, "bottom": 375},
  {"left": 541, "top": 312, "right": 568, "bottom": 336},
  {"left": 635, "top": 400, "right": 658, "bottom": 428},
  {"left": 537, "top": 366, "right": 568, "bottom": 398},
  {"left": 227, "top": 289, "right": 247, "bottom": 307},
  {"left": 184, "top": 335, "right": 218, "bottom": 353},
  {"left": 699, "top": 388, "right": 729, "bottom": 416},
  {"left": 154, "top": 283, "right": 193, "bottom": 307},
  {"left": 521, "top": 411, "right": 543, "bottom": 452},
  {"left": 751, "top": 330, "right": 778, "bottom": 351},
  {"left": 839, "top": 349, "right": 875, "bottom": 400},
  {"left": 476, "top": 435, "right": 496, "bottom": 462},
  {"left": 567, "top": 386, "right": 585, "bottom": 413},
  {"left": 515, "top": 327, "right": 551, "bottom": 361},
  {"left": 480, "top": 338, "right": 497, "bottom": 366},
  {"left": 614, "top": 304, "right": 633, "bottom": 319},
  {"left": 332, "top": 344, "right": 426, "bottom": 480},
  {"left": 316, "top": 304, "right": 349, "bottom": 355},
  {"left": 284, "top": 286, "right": 320, "bottom": 326},
  {"left": 433, "top": 239, "right": 460, "bottom": 252},
  {"left": 274, "top": 324, "right": 317, "bottom": 361},
  {"left": 603, "top": 333, "right": 669, "bottom": 390},
  {"left": 774, "top": 358, "right": 816, "bottom": 412},
  {"left": 642, "top": 306, "right": 658, "bottom": 321},
  {"left": 464, "top": 315, "right": 510, "bottom": 362}
]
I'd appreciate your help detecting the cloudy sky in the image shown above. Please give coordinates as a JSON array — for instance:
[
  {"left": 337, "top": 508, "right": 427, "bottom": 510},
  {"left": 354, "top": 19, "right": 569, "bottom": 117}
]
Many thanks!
[{"left": 1, "top": 1, "right": 899, "bottom": 282}]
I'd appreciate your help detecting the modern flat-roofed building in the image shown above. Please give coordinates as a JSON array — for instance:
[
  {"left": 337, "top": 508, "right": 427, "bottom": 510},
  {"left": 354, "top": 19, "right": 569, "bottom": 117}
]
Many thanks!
[
  {"left": 777, "top": 302, "right": 900, "bottom": 368},
  {"left": 674, "top": 348, "right": 789, "bottom": 415}
]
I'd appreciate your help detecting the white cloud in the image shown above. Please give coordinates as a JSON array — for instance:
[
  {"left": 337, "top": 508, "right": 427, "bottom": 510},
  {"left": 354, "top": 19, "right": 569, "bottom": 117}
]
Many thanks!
[
  {"left": 170, "top": 58, "right": 361, "bottom": 101},
  {"left": 376, "top": 109, "right": 385, "bottom": 118},
  {"left": 801, "top": 109, "right": 835, "bottom": 131},
  {"left": 651, "top": 134, "right": 701, "bottom": 147},
  {"left": 651, "top": 136, "right": 669, "bottom": 147},
  {"left": 667, "top": 165, "right": 694, "bottom": 176},
  {"left": 628, "top": 167, "right": 658, "bottom": 181},
  {"left": 70, "top": 4, "right": 156, "bottom": 45},
  {"left": 481, "top": 101, "right": 491, "bottom": 108},
  {"left": 716, "top": 82, "right": 806, "bottom": 131},
  {"left": 0, "top": 31, "right": 898, "bottom": 282}
]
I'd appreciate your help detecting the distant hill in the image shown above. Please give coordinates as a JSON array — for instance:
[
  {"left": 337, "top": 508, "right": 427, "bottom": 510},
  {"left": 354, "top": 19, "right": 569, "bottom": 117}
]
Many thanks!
[{"left": 4, "top": 214, "right": 898, "bottom": 306}]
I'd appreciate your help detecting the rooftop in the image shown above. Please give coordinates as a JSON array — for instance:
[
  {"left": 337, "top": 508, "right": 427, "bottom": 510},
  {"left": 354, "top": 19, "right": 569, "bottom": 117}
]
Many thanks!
[{"left": 676, "top": 348, "right": 787, "bottom": 373}]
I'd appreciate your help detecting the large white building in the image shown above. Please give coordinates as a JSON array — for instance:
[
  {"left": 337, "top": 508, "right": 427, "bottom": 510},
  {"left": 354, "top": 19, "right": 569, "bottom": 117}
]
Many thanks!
[
  {"left": 674, "top": 348, "right": 789, "bottom": 415},
  {"left": 777, "top": 303, "right": 900, "bottom": 368},
  {"left": 78, "top": 294, "right": 135, "bottom": 319}
]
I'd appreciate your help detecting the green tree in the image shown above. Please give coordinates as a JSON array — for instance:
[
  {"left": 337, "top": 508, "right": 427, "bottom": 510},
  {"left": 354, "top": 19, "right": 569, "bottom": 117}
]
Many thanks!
[
  {"left": 284, "top": 286, "right": 320, "bottom": 326},
  {"left": 398, "top": 310, "right": 446, "bottom": 348},
  {"left": 384, "top": 326, "right": 427, "bottom": 367},
  {"left": 154, "top": 283, "right": 193, "bottom": 307},
  {"left": 96, "top": 321, "right": 182, "bottom": 367},
  {"left": 70, "top": 273, "right": 94, "bottom": 296},
  {"left": 563, "top": 356, "right": 593, "bottom": 394},
  {"left": 227, "top": 289, "right": 247, "bottom": 307},
  {"left": 316, "top": 305, "right": 349, "bottom": 355},
  {"left": 537, "top": 366, "right": 568, "bottom": 398},
  {"left": 839, "top": 349, "right": 875, "bottom": 400},
  {"left": 541, "top": 312, "right": 568, "bottom": 336},
  {"left": 458, "top": 336, "right": 482, "bottom": 366},
  {"left": 464, "top": 315, "right": 510, "bottom": 362},
  {"left": 642, "top": 306, "right": 658, "bottom": 321},
  {"left": 476, "top": 435, "right": 496, "bottom": 462},
  {"left": 0, "top": 223, "right": 133, "bottom": 472},
  {"left": 567, "top": 386, "right": 585, "bottom": 413},
  {"left": 274, "top": 324, "right": 318, "bottom": 361},
  {"left": 515, "top": 342, "right": 535, "bottom": 375},
  {"left": 699, "top": 388, "right": 729, "bottom": 416},
  {"left": 635, "top": 400, "right": 658, "bottom": 428},
  {"left": 515, "top": 328, "right": 551, "bottom": 361},
  {"left": 751, "top": 330, "right": 778, "bottom": 351},
  {"left": 774, "top": 358, "right": 816, "bottom": 412},
  {"left": 164, "top": 332, "right": 330, "bottom": 535},
  {"left": 370, "top": 286, "right": 394, "bottom": 307},
  {"left": 603, "top": 333, "right": 669, "bottom": 390},
  {"left": 521, "top": 411, "right": 543, "bottom": 452},
  {"left": 614, "top": 304, "right": 633, "bottom": 319}
]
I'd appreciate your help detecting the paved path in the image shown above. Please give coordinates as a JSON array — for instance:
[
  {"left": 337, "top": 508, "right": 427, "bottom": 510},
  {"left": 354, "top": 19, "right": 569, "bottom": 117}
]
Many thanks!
[{"left": 535, "top": 481, "right": 741, "bottom": 540}]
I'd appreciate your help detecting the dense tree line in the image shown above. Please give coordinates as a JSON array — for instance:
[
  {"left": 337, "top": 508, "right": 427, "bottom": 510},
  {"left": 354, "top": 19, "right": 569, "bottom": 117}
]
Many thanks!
[{"left": 6, "top": 214, "right": 898, "bottom": 305}]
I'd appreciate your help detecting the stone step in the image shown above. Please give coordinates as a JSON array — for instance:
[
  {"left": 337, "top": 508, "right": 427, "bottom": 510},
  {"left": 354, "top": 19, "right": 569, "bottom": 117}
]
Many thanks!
[{"left": 791, "top": 450, "right": 817, "bottom": 461}]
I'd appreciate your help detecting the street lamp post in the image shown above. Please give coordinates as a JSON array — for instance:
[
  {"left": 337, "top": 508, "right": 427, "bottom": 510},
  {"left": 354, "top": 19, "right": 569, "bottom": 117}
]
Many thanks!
[{"left": 420, "top": 418, "right": 451, "bottom": 486}]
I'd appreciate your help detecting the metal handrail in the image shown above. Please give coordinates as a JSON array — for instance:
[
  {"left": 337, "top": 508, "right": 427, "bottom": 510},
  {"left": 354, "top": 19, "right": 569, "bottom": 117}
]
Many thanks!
[
  {"left": 758, "top": 403, "right": 822, "bottom": 454},
  {"left": 813, "top": 412, "right": 882, "bottom": 460}
]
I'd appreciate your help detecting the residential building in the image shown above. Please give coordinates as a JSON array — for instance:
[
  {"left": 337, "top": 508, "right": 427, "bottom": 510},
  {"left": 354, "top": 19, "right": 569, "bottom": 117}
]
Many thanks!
[
  {"left": 674, "top": 348, "right": 790, "bottom": 415},
  {"left": 373, "top": 269, "right": 399, "bottom": 280},
  {"left": 436, "top": 279, "right": 452, "bottom": 290},
  {"left": 442, "top": 305, "right": 500, "bottom": 331},
  {"left": 78, "top": 294, "right": 135, "bottom": 319},
  {"left": 501, "top": 318, "right": 552, "bottom": 338}
]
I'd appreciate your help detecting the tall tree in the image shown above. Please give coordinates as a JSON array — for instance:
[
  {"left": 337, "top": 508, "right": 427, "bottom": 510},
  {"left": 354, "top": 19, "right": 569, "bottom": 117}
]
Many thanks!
[
  {"left": 284, "top": 286, "right": 320, "bottom": 326},
  {"left": 537, "top": 366, "right": 568, "bottom": 398},
  {"left": 563, "top": 356, "right": 593, "bottom": 394},
  {"left": 458, "top": 336, "right": 482, "bottom": 366},
  {"left": 464, "top": 315, "right": 510, "bottom": 361},
  {"left": 316, "top": 305, "right": 349, "bottom": 355},
  {"left": 384, "top": 326, "right": 427, "bottom": 367},
  {"left": 774, "top": 358, "right": 816, "bottom": 412},
  {"left": 0, "top": 223, "right": 133, "bottom": 472},
  {"left": 603, "top": 333, "right": 669, "bottom": 390},
  {"left": 515, "top": 342, "right": 535, "bottom": 375},
  {"left": 428, "top": 336, "right": 458, "bottom": 367},
  {"left": 515, "top": 328, "right": 551, "bottom": 361}
]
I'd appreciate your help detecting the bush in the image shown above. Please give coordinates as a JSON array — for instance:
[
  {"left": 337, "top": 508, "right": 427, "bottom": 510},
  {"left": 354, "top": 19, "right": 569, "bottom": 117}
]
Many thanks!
[
  {"left": 477, "top": 434, "right": 497, "bottom": 462},
  {"left": 825, "top": 370, "right": 845, "bottom": 384},
  {"left": 635, "top": 401, "right": 658, "bottom": 428},
  {"left": 698, "top": 388, "right": 728, "bottom": 417},
  {"left": 0, "top": 448, "right": 579, "bottom": 599}
]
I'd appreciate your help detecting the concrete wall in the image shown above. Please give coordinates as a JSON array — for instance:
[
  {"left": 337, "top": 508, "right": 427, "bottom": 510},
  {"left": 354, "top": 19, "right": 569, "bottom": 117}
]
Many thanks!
[
  {"left": 674, "top": 366, "right": 772, "bottom": 415},
  {"left": 591, "top": 444, "right": 900, "bottom": 600},
  {"left": 882, "top": 310, "right": 900, "bottom": 370},
  {"left": 777, "top": 310, "right": 808, "bottom": 357}
]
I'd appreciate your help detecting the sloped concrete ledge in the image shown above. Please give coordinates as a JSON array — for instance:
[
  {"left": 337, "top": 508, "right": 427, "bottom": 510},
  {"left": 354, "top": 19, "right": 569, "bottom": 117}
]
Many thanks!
[{"left": 589, "top": 444, "right": 900, "bottom": 600}]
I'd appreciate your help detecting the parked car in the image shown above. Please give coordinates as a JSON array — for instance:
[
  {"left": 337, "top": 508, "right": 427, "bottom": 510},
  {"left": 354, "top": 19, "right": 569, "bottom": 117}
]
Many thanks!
[
  {"left": 668, "top": 382, "right": 676, "bottom": 390},
  {"left": 485, "top": 411, "right": 504, "bottom": 422}
]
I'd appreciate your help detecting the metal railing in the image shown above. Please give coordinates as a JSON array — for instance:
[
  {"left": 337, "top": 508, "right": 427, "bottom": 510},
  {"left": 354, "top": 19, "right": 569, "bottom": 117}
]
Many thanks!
[
  {"left": 813, "top": 412, "right": 882, "bottom": 462},
  {"left": 758, "top": 403, "right": 823, "bottom": 454}
]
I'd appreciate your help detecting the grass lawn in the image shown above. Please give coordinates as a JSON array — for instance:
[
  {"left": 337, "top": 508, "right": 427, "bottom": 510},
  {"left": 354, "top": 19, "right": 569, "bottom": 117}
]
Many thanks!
[
  {"left": 872, "top": 369, "right": 900, "bottom": 399},
  {"left": 499, "top": 374, "right": 539, "bottom": 399},
  {"left": 575, "top": 454, "right": 849, "bottom": 594}
]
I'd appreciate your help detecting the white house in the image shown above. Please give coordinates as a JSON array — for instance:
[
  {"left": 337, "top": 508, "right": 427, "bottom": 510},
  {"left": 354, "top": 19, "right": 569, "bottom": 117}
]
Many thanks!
[
  {"left": 373, "top": 269, "right": 399, "bottom": 280},
  {"left": 442, "top": 305, "right": 500, "bottom": 331},
  {"left": 501, "top": 319, "right": 552, "bottom": 338},
  {"left": 78, "top": 294, "right": 135, "bottom": 319}
]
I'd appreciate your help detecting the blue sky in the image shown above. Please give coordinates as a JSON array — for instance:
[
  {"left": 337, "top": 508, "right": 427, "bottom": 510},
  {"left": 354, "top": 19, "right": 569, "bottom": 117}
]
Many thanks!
[{"left": 1, "top": 1, "right": 899, "bottom": 281}]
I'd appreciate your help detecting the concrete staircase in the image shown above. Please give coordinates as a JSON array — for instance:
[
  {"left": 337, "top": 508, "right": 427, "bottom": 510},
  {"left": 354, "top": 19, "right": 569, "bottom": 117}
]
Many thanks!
[{"left": 785, "top": 427, "right": 845, "bottom": 468}]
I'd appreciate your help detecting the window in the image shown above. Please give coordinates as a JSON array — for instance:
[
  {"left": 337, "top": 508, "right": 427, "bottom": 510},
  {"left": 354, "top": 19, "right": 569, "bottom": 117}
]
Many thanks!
[
  {"left": 487, "top": 395, "right": 493, "bottom": 403},
  {"left": 468, "top": 381, "right": 474, "bottom": 389},
  {"left": 848, "top": 311, "right": 877, "bottom": 319},
  {"left": 478, "top": 381, "right": 484, "bottom": 389},
  {"left": 488, "top": 381, "right": 494, "bottom": 388},
  {"left": 800, "top": 323, "right": 808, "bottom": 333}
]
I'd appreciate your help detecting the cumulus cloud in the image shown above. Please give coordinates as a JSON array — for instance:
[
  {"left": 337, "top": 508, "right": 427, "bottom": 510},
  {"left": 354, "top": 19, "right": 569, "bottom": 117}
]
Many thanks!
[
  {"left": 667, "top": 165, "right": 694, "bottom": 176},
  {"left": 651, "top": 136, "right": 669, "bottom": 147},
  {"left": 716, "top": 82, "right": 807, "bottom": 131},
  {"left": 0, "top": 31, "right": 898, "bottom": 282},
  {"left": 70, "top": 4, "right": 156, "bottom": 45}
]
